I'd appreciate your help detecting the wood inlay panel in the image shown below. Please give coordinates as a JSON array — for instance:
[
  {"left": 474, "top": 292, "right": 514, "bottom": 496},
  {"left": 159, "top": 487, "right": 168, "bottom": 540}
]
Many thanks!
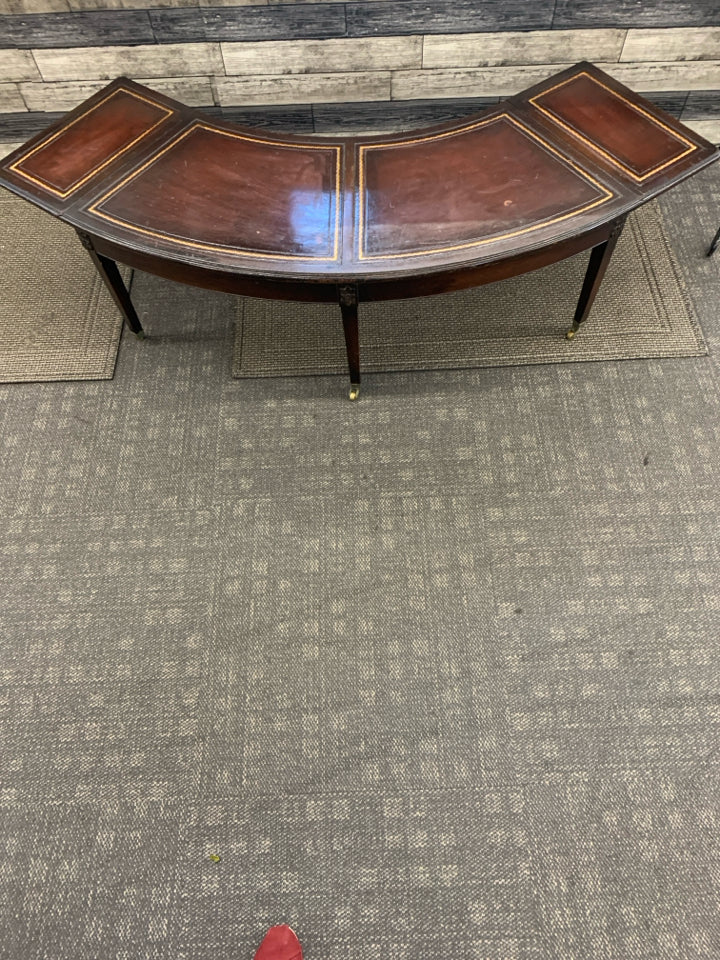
[
  {"left": 531, "top": 72, "right": 696, "bottom": 180},
  {"left": 9, "top": 88, "right": 171, "bottom": 197},
  {"left": 90, "top": 122, "right": 341, "bottom": 260},
  {"left": 359, "top": 115, "right": 613, "bottom": 259}
]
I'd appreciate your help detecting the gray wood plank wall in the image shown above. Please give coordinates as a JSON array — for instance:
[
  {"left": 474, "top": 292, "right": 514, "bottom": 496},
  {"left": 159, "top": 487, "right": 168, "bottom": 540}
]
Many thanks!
[{"left": 1, "top": 1, "right": 719, "bottom": 154}]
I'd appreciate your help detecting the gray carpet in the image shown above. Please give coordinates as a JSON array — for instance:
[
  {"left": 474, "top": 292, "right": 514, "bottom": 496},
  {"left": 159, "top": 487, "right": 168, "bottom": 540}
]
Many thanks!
[
  {"left": 234, "top": 201, "right": 705, "bottom": 379},
  {"left": 0, "top": 190, "right": 124, "bottom": 383},
  {"left": 1, "top": 164, "right": 720, "bottom": 960}
]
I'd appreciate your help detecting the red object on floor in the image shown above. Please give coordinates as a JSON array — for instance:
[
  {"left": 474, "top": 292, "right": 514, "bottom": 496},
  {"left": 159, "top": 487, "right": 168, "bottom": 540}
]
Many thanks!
[{"left": 254, "top": 925, "right": 303, "bottom": 960}]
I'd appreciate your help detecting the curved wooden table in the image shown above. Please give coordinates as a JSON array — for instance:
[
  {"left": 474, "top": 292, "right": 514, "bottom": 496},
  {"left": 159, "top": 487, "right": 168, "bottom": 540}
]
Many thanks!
[{"left": 1, "top": 61, "right": 717, "bottom": 398}]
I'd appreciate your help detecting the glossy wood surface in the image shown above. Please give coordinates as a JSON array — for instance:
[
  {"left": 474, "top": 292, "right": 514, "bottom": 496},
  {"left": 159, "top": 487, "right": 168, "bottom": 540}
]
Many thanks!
[
  {"left": 530, "top": 72, "right": 699, "bottom": 181},
  {"left": 1, "top": 61, "right": 716, "bottom": 290},
  {"left": 11, "top": 89, "right": 172, "bottom": 199},
  {"left": 359, "top": 115, "right": 611, "bottom": 259},
  {"left": 93, "top": 123, "right": 340, "bottom": 261}
]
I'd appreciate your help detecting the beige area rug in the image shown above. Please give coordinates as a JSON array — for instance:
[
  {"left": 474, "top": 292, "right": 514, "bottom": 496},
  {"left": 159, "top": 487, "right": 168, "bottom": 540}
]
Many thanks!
[
  {"left": 233, "top": 201, "right": 706, "bottom": 379},
  {"left": 0, "top": 190, "right": 125, "bottom": 383}
]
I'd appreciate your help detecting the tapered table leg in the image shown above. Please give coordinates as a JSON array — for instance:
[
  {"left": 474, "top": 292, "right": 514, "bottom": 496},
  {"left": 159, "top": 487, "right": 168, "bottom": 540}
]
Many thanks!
[
  {"left": 707, "top": 225, "right": 720, "bottom": 257},
  {"left": 76, "top": 230, "right": 145, "bottom": 338},
  {"left": 566, "top": 217, "right": 626, "bottom": 341},
  {"left": 338, "top": 283, "right": 360, "bottom": 400}
]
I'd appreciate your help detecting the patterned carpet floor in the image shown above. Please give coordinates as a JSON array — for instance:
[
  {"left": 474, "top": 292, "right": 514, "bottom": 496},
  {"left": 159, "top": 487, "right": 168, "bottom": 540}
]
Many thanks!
[
  {"left": 0, "top": 190, "right": 125, "bottom": 383},
  {"left": 233, "top": 201, "right": 705, "bottom": 379},
  {"left": 1, "top": 165, "right": 719, "bottom": 960}
]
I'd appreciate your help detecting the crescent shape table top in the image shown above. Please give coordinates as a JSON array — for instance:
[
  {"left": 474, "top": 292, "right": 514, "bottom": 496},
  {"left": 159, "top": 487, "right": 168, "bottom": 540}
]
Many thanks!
[{"left": 1, "top": 61, "right": 717, "bottom": 285}]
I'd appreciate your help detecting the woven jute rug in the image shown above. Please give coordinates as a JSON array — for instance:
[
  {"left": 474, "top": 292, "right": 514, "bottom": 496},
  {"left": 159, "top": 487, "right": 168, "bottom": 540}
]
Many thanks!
[
  {"left": 233, "top": 201, "right": 706, "bottom": 378},
  {"left": 0, "top": 190, "right": 124, "bottom": 383}
]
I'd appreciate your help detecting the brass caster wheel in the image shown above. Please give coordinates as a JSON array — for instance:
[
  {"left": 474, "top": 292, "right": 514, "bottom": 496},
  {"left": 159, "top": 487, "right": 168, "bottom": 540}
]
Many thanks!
[
  {"left": 565, "top": 328, "right": 576, "bottom": 341},
  {"left": 349, "top": 383, "right": 360, "bottom": 401}
]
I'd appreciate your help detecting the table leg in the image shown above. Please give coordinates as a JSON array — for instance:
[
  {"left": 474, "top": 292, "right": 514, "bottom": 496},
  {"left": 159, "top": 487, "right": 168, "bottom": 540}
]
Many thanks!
[
  {"left": 566, "top": 217, "right": 626, "bottom": 341},
  {"left": 76, "top": 230, "right": 145, "bottom": 338},
  {"left": 338, "top": 283, "right": 360, "bottom": 400},
  {"left": 707, "top": 225, "right": 720, "bottom": 257}
]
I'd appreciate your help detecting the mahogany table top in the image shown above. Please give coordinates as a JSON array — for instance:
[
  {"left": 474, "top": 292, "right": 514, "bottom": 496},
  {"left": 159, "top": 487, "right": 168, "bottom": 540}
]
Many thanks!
[{"left": 1, "top": 61, "right": 717, "bottom": 284}]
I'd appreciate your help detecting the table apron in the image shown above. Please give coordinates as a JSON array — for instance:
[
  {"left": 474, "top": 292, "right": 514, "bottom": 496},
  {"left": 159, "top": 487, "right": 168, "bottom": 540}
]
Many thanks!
[{"left": 86, "top": 217, "right": 623, "bottom": 306}]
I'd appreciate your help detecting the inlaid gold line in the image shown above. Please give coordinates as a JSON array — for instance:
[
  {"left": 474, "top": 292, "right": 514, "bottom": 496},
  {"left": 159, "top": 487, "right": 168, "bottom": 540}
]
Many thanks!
[
  {"left": 89, "top": 122, "right": 342, "bottom": 262},
  {"left": 357, "top": 113, "right": 614, "bottom": 261},
  {"left": 529, "top": 71, "right": 697, "bottom": 181},
  {"left": 9, "top": 89, "right": 173, "bottom": 199}
]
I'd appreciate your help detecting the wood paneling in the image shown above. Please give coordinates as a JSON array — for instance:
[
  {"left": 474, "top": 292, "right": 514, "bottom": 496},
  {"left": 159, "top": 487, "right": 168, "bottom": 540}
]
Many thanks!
[
  {"left": 684, "top": 91, "right": 720, "bottom": 118},
  {"left": 0, "top": 109, "right": 63, "bottom": 138},
  {"left": 1, "top": 0, "right": 718, "bottom": 33},
  {"left": 423, "top": 29, "right": 624, "bottom": 69},
  {"left": 217, "top": 103, "right": 314, "bottom": 130},
  {"left": 553, "top": 0, "right": 720, "bottom": 29},
  {"left": 0, "top": 83, "right": 26, "bottom": 112},
  {"left": 644, "top": 92, "right": 688, "bottom": 116},
  {"left": 621, "top": 28, "right": 720, "bottom": 63},
  {"left": 216, "top": 70, "right": 391, "bottom": 105},
  {"left": 0, "top": 0, "right": 69, "bottom": 11},
  {"left": 0, "top": 48, "right": 41, "bottom": 80},
  {"left": 606, "top": 61, "right": 720, "bottom": 92},
  {"left": 136, "top": 75, "right": 215, "bottom": 103},
  {"left": 0, "top": 5, "right": 717, "bottom": 146},
  {"left": 684, "top": 119, "right": 720, "bottom": 141},
  {"left": 20, "top": 75, "right": 214, "bottom": 110},
  {"left": 0, "top": 0, "right": 268, "bottom": 8},
  {"left": 69, "top": 0, "right": 203, "bottom": 9},
  {"left": 0, "top": 10, "right": 154, "bottom": 47},
  {"left": 149, "top": 4, "right": 345, "bottom": 44},
  {"left": 18, "top": 82, "right": 114, "bottom": 112},
  {"left": 346, "top": 0, "right": 554, "bottom": 37},
  {"left": 221, "top": 36, "right": 421, "bottom": 76},
  {"left": 34, "top": 42, "right": 224, "bottom": 81},
  {"left": 391, "top": 65, "right": 562, "bottom": 100},
  {"left": 0, "top": 140, "right": 23, "bottom": 158},
  {"left": 312, "top": 96, "right": 499, "bottom": 132},
  {"left": 0, "top": 0, "right": 258, "bottom": 9},
  {"left": 393, "top": 62, "right": 720, "bottom": 102}
]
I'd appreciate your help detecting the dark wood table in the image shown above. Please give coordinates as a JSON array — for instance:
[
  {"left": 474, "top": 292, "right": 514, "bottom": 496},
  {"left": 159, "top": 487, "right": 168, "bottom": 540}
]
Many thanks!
[{"left": 1, "top": 61, "right": 717, "bottom": 398}]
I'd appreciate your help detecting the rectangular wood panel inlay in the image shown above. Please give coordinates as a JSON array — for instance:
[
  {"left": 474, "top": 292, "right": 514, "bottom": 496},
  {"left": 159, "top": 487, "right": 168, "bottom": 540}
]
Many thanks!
[
  {"left": 530, "top": 72, "right": 697, "bottom": 181},
  {"left": 10, "top": 89, "right": 172, "bottom": 198},
  {"left": 89, "top": 122, "right": 342, "bottom": 261},
  {"left": 359, "top": 114, "right": 614, "bottom": 259}
]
